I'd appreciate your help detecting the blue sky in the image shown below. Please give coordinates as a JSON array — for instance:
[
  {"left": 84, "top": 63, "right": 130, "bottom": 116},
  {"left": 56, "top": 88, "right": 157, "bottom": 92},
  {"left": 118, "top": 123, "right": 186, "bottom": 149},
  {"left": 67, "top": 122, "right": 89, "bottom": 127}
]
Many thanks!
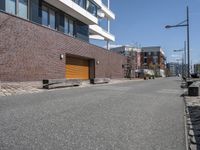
[{"left": 92, "top": 0, "right": 200, "bottom": 64}]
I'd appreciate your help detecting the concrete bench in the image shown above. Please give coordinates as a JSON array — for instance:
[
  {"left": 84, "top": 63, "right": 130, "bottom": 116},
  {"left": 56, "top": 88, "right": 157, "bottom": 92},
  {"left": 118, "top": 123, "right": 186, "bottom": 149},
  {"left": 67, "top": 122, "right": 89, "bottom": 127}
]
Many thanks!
[
  {"left": 43, "top": 79, "right": 81, "bottom": 89},
  {"left": 187, "top": 80, "right": 195, "bottom": 88},
  {"left": 90, "top": 78, "right": 110, "bottom": 84},
  {"left": 188, "top": 81, "right": 200, "bottom": 96}
]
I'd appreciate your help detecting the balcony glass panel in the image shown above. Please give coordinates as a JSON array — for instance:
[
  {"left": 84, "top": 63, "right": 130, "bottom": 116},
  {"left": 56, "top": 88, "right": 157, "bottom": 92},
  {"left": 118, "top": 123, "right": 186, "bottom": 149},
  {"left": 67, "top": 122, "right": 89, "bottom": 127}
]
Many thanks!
[
  {"left": 73, "top": 0, "right": 86, "bottom": 8},
  {"left": 86, "top": 0, "right": 97, "bottom": 16}
]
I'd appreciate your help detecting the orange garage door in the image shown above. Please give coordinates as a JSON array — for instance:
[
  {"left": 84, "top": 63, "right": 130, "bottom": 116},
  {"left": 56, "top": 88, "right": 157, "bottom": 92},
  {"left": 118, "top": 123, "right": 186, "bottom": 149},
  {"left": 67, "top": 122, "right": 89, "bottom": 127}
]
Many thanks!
[{"left": 66, "top": 57, "right": 89, "bottom": 80}]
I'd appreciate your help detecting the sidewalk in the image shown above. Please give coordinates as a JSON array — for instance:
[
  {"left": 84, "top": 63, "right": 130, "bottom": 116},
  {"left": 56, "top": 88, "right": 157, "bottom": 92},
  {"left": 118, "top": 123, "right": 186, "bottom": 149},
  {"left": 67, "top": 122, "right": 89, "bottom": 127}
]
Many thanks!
[
  {"left": 0, "top": 79, "right": 143, "bottom": 97},
  {"left": 185, "top": 96, "right": 200, "bottom": 150},
  {"left": 0, "top": 81, "right": 43, "bottom": 96}
]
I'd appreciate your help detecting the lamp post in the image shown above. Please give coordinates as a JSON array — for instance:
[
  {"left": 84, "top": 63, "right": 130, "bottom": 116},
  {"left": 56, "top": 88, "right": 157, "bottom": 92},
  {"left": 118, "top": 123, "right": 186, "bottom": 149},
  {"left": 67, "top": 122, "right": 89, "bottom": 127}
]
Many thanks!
[{"left": 165, "top": 6, "right": 190, "bottom": 78}]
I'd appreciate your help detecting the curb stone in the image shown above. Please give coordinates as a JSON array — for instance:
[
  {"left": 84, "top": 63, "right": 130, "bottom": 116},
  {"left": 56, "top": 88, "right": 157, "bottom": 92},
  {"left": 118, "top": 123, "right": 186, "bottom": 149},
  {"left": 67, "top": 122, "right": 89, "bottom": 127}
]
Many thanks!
[{"left": 184, "top": 96, "right": 200, "bottom": 150}]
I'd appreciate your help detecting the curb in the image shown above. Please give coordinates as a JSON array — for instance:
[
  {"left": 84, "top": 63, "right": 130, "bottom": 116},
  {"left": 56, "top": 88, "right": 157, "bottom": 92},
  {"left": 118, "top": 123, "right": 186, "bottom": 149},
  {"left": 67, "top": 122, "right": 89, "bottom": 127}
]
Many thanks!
[{"left": 183, "top": 96, "right": 189, "bottom": 150}]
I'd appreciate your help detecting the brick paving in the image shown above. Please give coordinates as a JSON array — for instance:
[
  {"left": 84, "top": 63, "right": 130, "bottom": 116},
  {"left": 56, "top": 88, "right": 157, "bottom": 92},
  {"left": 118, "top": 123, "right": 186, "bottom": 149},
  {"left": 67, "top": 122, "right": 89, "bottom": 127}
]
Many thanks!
[
  {"left": 0, "top": 79, "right": 143, "bottom": 97},
  {"left": 185, "top": 96, "right": 200, "bottom": 150},
  {"left": 0, "top": 82, "right": 43, "bottom": 97}
]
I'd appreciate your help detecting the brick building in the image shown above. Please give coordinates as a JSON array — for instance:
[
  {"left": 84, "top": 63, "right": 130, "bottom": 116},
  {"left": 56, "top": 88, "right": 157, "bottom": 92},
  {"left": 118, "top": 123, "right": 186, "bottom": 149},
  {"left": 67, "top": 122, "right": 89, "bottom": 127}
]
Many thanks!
[
  {"left": 111, "top": 45, "right": 141, "bottom": 78},
  {"left": 141, "top": 46, "right": 166, "bottom": 77},
  {"left": 0, "top": 0, "right": 126, "bottom": 81}
]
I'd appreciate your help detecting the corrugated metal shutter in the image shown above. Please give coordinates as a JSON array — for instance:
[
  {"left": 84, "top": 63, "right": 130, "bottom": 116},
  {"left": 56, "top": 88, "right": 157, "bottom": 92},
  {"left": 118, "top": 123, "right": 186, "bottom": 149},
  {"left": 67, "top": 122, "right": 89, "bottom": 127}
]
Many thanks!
[{"left": 66, "top": 57, "right": 89, "bottom": 80}]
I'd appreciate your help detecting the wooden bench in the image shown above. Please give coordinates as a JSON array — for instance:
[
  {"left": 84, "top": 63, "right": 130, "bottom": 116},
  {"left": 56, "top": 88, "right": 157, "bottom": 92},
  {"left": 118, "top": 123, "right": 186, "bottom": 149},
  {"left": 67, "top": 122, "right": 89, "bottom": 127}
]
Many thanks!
[
  {"left": 90, "top": 78, "right": 110, "bottom": 84},
  {"left": 43, "top": 79, "right": 81, "bottom": 89},
  {"left": 188, "top": 81, "right": 200, "bottom": 96}
]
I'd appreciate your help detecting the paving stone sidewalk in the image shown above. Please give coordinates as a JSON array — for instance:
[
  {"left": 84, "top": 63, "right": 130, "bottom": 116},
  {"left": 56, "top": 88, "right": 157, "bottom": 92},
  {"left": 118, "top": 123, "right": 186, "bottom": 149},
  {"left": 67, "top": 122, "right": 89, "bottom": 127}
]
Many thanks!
[
  {"left": 0, "top": 79, "right": 143, "bottom": 97},
  {"left": 0, "top": 82, "right": 44, "bottom": 97},
  {"left": 185, "top": 96, "right": 200, "bottom": 150}
]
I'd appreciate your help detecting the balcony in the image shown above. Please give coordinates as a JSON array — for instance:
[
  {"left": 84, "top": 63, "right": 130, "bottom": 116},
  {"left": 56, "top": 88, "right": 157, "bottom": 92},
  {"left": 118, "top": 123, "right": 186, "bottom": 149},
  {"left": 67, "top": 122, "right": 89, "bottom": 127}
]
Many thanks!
[
  {"left": 93, "top": 0, "right": 115, "bottom": 19},
  {"left": 89, "top": 25, "right": 115, "bottom": 41},
  {"left": 44, "top": 0, "right": 98, "bottom": 25}
]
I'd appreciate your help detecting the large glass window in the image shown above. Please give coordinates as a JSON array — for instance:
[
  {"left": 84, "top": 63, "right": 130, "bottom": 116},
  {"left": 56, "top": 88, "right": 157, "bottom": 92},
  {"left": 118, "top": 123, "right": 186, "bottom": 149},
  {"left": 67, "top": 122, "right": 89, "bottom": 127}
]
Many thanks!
[
  {"left": 0, "top": 0, "right": 5, "bottom": 11},
  {"left": 6, "top": 0, "right": 16, "bottom": 15},
  {"left": 86, "top": 0, "right": 97, "bottom": 16},
  {"left": 57, "top": 13, "right": 64, "bottom": 32},
  {"left": 75, "top": 21, "right": 89, "bottom": 41},
  {"left": 42, "top": 5, "right": 48, "bottom": 26},
  {"left": 19, "top": 0, "right": 28, "bottom": 19},
  {"left": 69, "top": 19, "right": 74, "bottom": 36},
  {"left": 30, "top": 0, "right": 42, "bottom": 24},
  {"left": 64, "top": 16, "right": 69, "bottom": 34},
  {"left": 64, "top": 16, "right": 74, "bottom": 36},
  {"left": 42, "top": 5, "right": 56, "bottom": 29},
  {"left": 49, "top": 9, "right": 55, "bottom": 29}
]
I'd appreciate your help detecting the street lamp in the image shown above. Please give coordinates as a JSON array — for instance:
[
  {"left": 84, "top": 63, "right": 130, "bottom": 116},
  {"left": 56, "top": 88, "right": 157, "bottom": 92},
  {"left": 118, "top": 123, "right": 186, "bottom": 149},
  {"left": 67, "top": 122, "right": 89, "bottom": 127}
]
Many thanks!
[{"left": 165, "top": 6, "right": 190, "bottom": 78}]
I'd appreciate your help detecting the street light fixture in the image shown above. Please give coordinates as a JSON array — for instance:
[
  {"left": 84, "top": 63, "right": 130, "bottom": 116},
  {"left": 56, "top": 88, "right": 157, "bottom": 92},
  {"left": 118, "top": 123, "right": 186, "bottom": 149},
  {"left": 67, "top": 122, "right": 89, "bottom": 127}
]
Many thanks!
[{"left": 165, "top": 6, "right": 190, "bottom": 78}]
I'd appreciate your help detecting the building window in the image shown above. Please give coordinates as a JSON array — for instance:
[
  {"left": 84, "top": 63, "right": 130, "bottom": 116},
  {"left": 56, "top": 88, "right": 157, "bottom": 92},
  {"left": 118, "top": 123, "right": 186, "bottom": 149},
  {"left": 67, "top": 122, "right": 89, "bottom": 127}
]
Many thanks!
[
  {"left": 152, "top": 52, "right": 157, "bottom": 56},
  {"left": 49, "top": 9, "right": 55, "bottom": 29},
  {"left": 3, "top": 0, "right": 28, "bottom": 19},
  {"left": 144, "top": 58, "right": 147, "bottom": 63},
  {"left": 64, "top": 16, "right": 69, "bottom": 34},
  {"left": 6, "top": 0, "right": 16, "bottom": 15},
  {"left": 1, "top": 0, "right": 88, "bottom": 41},
  {"left": 64, "top": 16, "right": 74, "bottom": 36},
  {"left": 144, "top": 52, "right": 147, "bottom": 57},
  {"left": 69, "top": 19, "right": 74, "bottom": 36},
  {"left": 19, "top": 0, "right": 28, "bottom": 19},
  {"left": 86, "top": 0, "right": 97, "bottom": 16},
  {"left": 42, "top": 5, "right": 48, "bottom": 26},
  {"left": 42, "top": 5, "right": 56, "bottom": 29}
]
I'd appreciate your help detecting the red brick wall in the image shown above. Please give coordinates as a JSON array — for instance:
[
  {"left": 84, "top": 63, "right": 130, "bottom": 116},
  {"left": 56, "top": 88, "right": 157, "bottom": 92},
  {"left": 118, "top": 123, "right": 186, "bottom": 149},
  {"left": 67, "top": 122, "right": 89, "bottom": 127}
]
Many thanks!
[{"left": 0, "top": 12, "right": 126, "bottom": 81}]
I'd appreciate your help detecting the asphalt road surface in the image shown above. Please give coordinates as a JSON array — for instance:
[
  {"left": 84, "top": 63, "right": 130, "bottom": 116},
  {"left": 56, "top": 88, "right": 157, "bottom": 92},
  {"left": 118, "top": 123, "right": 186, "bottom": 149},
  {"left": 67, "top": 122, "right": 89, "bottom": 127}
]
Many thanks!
[{"left": 0, "top": 77, "right": 185, "bottom": 150}]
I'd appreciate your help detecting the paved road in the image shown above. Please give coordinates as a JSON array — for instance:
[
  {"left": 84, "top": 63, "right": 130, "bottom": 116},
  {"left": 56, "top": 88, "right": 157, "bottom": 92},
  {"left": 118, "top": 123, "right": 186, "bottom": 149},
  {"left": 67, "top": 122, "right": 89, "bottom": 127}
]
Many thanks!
[{"left": 0, "top": 78, "right": 185, "bottom": 150}]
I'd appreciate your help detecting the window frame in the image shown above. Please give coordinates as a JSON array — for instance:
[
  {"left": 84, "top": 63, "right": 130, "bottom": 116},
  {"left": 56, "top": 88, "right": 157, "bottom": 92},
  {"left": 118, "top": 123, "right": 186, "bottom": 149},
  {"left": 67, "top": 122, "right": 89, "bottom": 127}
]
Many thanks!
[
  {"left": 18, "top": 0, "right": 29, "bottom": 19},
  {"left": 42, "top": 3, "right": 56, "bottom": 30}
]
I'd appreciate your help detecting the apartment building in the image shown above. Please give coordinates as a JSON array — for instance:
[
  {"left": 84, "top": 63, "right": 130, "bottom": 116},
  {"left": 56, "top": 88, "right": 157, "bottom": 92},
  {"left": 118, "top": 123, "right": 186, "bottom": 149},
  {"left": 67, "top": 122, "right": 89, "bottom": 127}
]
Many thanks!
[
  {"left": 0, "top": 0, "right": 126, "bottom": 81},
  {"left": 111, "top": 45, "right": 141, "bottom": 78},
  {"left": 141, "top": 46, "right": 166, "bottom": 77}
]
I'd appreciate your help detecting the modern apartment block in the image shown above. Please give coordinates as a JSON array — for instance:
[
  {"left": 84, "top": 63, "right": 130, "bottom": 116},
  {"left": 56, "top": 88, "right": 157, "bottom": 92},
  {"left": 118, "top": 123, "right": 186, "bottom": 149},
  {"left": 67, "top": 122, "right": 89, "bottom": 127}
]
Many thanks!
[
  {"left": 111, "top": 45, "right": 141, "bottom": 78},
  {"left": 141, "top": 46, "right": 166, "bottom": 77},
  {"left": 0, "top": 0, "right": 126, "bottom": 81}
]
